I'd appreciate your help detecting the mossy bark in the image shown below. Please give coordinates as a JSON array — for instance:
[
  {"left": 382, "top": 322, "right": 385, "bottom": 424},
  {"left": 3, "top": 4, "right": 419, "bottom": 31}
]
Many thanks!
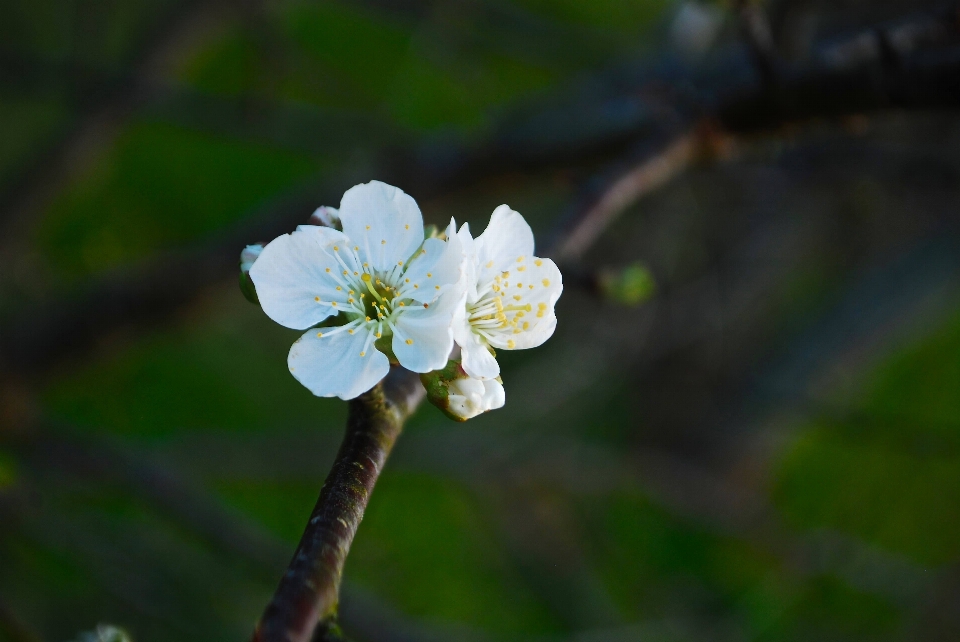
[{"left": 252, "top": 367, "right": 424, "bottom": 642}]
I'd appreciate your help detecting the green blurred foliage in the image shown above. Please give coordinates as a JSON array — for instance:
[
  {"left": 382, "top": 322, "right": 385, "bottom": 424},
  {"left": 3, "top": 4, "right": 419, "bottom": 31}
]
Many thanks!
[
  {"left": 37, "top": 121, "right": 321, "bottom": 278},
  {"left": 0, "top": 96, "right": 68, "bottom": 188},
  {"left": 42, "top": 296, "right": 339, "bottom": 440},
  {"left": 775, "top": 307, "right": 960, "bottom": 566},
  {"left": 350, "top": 471, "right": 563, "bottom": 635}
]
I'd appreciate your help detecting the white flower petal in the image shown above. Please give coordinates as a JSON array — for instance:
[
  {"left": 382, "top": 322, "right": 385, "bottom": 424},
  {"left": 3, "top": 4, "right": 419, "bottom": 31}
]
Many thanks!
[
  {"left": 456, "top": 222, "right": 479, "bottom": 303},
  {"left": 454, "top": 308, "right": 500, "bottom": 379},
  {"left": 392, "top": 289, "right": 462, "bottom": 373},
  {"left": 399, "top": 232, "right": 463, "bottom": 304},
  {"left": 475, "top": 205, "right": 535, "bottom": 284},
  {"left": 487, "top": 256, "right": 563, "bottom": 350},
  {"left": 338, "top": 181, "right": 424, "bottom": 272},
  {"left": 288, "top": 325, "right": 390, "bottom": 399},
  {"left": 250, "top": 226, "right": 352, "bottom": 330}
]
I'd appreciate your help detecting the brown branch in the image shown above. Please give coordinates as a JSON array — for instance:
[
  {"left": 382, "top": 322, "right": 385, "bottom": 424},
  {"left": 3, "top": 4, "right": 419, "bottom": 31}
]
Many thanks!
[
  {"left": 547, "top": 3, "right": 960, "bottom": 265},
  {"left": 252, "top": 367, "right": 425, "bottom": 642},
  {"left": 548, "top": 131, "right": 707, "bottom": 262}
]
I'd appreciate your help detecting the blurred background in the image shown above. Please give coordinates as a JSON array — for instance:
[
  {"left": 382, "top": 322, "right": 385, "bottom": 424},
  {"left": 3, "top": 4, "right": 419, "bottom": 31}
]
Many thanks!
[{"left": 2, "top": 0, "right": 960, "bottom": 640}]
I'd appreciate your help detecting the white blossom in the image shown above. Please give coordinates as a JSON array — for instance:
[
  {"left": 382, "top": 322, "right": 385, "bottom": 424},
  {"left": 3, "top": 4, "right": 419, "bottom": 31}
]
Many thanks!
[
  {"left": 446, "top": 376, "right": 505, "bottom": 420},
  {"left": 453, "top": 205, "right": 563, "bottom": 380},
  {"left": 250, "top": 181, "right": 465, "bottom": 400}
]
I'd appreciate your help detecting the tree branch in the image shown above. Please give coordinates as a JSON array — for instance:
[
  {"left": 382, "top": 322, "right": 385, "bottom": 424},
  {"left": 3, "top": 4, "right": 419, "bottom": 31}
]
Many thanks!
[{"left": 252, "top": 367, "right": 425, "bottom": 642}]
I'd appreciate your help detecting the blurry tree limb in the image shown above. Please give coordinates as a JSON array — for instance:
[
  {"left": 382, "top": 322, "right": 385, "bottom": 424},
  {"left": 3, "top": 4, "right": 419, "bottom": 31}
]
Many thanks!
[
  {"left": 253, "top": 367, "right": 424, "bottom": 642},
  {"left": 547, "top": 3, "right": 960, "bottom": 261},
  {"left": 5, "top": 5, "right": 960, "bottom": 376}
]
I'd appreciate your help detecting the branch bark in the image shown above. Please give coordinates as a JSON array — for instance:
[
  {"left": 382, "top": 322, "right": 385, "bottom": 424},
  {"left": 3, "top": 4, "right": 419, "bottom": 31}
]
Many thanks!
[{"left": 252, "top": 367, "right": 425, "bottom": 642}]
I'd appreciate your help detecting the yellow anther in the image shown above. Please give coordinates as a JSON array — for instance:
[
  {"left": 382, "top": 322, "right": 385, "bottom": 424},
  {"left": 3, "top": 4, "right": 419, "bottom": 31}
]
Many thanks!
[
  {"left": 517, "top": 283, "right": 523, "bottom": 288},
  {"left": 354, "top": 246, "right": 359, "bottom": 251},
  {"left": 366, "top": 225, "right": 371, "bottom": 230},
  {"left": 398, "top": 261, "right": 403, "bottom": 266},
  {"left": 375, "top": 332, "right": 381, "bottom": 338},
  {"left": 336, "top": 286, "right": 342, "bottom": 291},
  {"left": 381, "top": 239, "right": 386, "bottom": 245},
  {"left": 331, "top": 302, "right": 337, "bottom": 307},
  {"left": 366, "top": 316, "right": 371, "bottom": 321},
  {"left": 523, "top": 322, "right": 530, "bottom": 330},
  {"left": 514, "top": 295, "right": 522, "bottom": 301},
  {"left": 492, "top": 285, "right": 500, "bottom": 292},
  {"left": 537, "top": 311, "right": 544, "bottom": 317},
  {"left": 333, "top": 246, "right": 339, "bottom": 251},
  {"left": 517, "top": 256, "right": 524, "bottom": 262},
  {"left": 414, "top": 284, "right": 419, "bottom": 288},
  {"left": 426, "top": 272, "right": 432, "bottom": 278},
  {"left": 348, "top": 329, "right": 354, "bottom": 334},
  {"left": 325, "top": 267, "right": 331, "bottom": 273},
  {"left": 360, "top": 351, "right": 366, "bottom": 357},
  {"left": 405, "top": 224, "right": 410, "bottom": 230},
  {"left": 503, "top": 271, "right": 510, "bottom": 278},
  {"left": 517, "top": 311, "right": 525, "bottom": 318},
  {"left": 435, "top": 285, "right": 440, "bottom": 290},
  {"left": 518, "top": 266, "right": 526, "bottom": 272},
  {"left": 405, "top": 278, "right": 410, "bottom": 283},
  {"left": 535, "top": 259, "right": 542, "bottom": 266},
  {"left": 362, "top": 273, "right": 371, "bottom": 282},
  {"left": 363, "top": 262, "right": 369, "bottom": 267},
  {"left": 317, "top": 332, "right": 323, "bottom": 337},
  {"left": 542, "top": 279, "right": 551, "bottom": 287},
  {"left": 348, "top": 298, "right": 354, "bottom": 304},
  {"left": 354, "top": 271, "right": 359, "bottom": 276},
  {"left": 399, "top": 302, "right": 405, "bottom": 306},
  {"left": 538, "top": 302, "right": 547, "bottom": 309},
  {"left": 507, "top": 340, "right": 516, "bottom": 349},
  {"left": 486, "top": 261, "right": 494, "bottom": 268},
  {"left": 405, "top": 338, "right": 414, "bottom": 345},
  {"left": 529, "top": 285, "right": 534, "bottom": 289},
  {"left": 342, "top": 270, "right": 348, "bottom": 275},
  {"left": 314, "top": 296, "right": 320, "bottom": 302}
]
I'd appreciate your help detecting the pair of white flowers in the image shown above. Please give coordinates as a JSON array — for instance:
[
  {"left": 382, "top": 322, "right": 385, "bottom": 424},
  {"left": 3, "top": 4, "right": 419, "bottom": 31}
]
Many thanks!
[{"left": 247, "top": 181, "right": 562, "bottom": 419}]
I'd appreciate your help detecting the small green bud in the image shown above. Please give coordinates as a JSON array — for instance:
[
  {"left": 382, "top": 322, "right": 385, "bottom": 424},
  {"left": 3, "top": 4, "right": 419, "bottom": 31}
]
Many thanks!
[
  {"left": 598, "top": 263, "right": 656, "bottom": 307},
  {"left": 421, "top": 361, "right": 505, "bottom": 421},
  {"left": 239, "top": 244, "right": 263, "bottom": 305}
]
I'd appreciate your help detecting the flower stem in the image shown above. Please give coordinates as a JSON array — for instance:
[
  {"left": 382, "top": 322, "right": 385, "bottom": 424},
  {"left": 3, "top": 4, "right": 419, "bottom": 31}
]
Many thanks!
[{"left": 252, "top": 368, "right": 424, "bottom": 642}]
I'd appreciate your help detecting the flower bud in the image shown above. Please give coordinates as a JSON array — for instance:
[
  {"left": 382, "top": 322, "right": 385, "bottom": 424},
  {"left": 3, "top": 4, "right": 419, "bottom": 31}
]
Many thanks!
[
  {"left": 309, "top": 206, "right": 341, "bottom": 230},
  {"left": 421, "top": 361, "right": 505, "bottom": 421},
  {"left": 239, "top": 244, "right": 264, "bottom": 305}
]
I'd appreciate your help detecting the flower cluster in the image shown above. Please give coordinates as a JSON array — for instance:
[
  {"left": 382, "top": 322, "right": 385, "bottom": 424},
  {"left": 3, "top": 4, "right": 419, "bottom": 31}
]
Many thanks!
[{"left": 246, "top": 181, "right": 562, "bottom": 419}]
